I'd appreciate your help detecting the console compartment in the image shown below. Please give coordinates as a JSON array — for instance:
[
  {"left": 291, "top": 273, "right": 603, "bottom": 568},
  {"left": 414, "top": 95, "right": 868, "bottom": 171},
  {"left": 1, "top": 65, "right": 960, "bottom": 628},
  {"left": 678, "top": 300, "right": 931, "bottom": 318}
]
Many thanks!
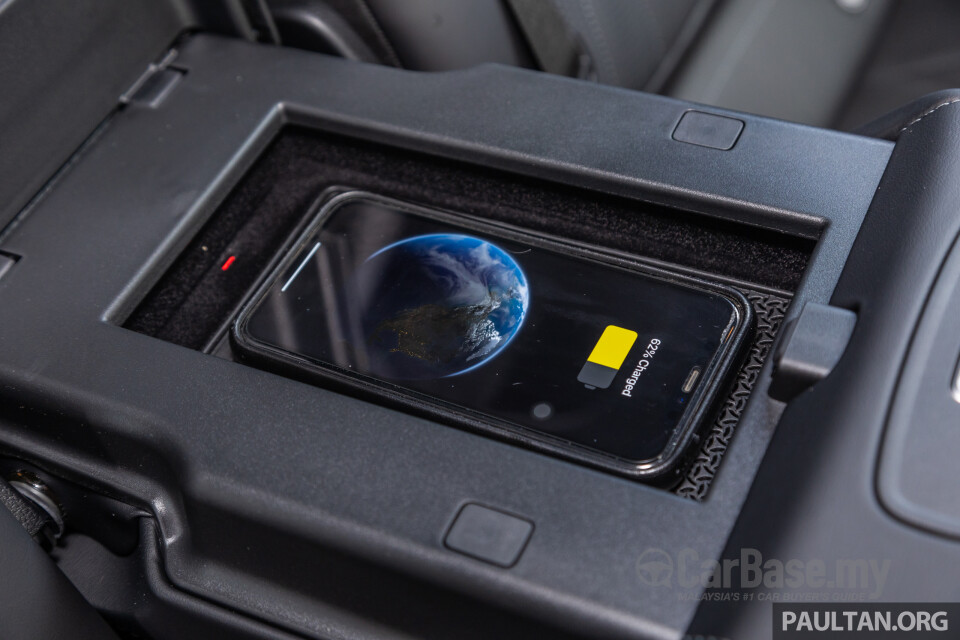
[
  {"left": 124, "top": 126, "right": 809, "bottom": 497},
  {"left": 0, "top": 34, "right": 893, "bottom": 639}
]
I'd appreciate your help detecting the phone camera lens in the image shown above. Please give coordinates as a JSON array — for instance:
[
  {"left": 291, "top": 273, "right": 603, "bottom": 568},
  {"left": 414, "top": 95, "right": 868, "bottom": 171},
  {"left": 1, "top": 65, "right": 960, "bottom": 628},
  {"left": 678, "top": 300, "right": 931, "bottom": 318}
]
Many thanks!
[{"left": 532, "top": 402, "right": 553, "bottom": 419}]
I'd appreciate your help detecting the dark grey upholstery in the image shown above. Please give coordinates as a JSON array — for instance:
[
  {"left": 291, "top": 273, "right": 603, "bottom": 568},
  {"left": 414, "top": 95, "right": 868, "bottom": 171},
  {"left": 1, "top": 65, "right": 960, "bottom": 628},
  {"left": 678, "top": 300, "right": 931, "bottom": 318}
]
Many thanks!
[
  {"left": 359, "top": 0, "right": 892, "bottom": 127},
  {"left": 363, "top": 0, "right": 709, "bottom": 91},
  {"left": 549, "top": 0, "right": 709, "bottom": 91}
]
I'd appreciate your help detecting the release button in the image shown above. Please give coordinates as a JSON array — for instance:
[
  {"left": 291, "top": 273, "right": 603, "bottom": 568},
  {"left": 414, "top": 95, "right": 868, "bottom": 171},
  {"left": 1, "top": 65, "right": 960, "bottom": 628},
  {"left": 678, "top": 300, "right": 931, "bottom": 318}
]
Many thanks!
[
  {"left": 673, "top": 111, "right": 745, "bottom": 150},
  {"left": 444, "top": 503, "right": 533, "bottom": 568}
]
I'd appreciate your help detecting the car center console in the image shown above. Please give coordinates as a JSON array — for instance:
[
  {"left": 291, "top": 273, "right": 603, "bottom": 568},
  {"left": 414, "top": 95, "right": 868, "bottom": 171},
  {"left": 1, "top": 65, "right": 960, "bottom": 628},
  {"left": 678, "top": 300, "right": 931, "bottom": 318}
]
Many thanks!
[{"left": 2, "top": 30, "right": 960, "bottom": 640}]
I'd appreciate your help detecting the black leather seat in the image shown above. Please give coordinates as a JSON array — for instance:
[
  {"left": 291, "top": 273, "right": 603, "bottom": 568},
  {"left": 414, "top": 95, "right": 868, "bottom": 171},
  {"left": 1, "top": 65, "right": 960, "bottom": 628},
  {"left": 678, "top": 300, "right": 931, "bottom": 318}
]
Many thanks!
[{"left": 271, "top": 0, "right": 892, "bottom": 127}]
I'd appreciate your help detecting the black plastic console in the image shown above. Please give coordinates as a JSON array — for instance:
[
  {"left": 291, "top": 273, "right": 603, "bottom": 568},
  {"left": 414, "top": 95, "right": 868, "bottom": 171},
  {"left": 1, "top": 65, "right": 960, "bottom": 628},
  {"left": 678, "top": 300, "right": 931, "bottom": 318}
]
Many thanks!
[{"left": 0, "top": 35, "right": 893, "bottom": 639}]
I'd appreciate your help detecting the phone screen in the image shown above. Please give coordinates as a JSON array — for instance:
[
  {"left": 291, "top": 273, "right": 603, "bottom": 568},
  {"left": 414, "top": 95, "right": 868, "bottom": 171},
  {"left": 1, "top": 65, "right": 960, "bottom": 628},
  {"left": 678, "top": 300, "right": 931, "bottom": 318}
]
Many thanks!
[{"left": 237, "top": 195, "right": 747, "bottom": 473}]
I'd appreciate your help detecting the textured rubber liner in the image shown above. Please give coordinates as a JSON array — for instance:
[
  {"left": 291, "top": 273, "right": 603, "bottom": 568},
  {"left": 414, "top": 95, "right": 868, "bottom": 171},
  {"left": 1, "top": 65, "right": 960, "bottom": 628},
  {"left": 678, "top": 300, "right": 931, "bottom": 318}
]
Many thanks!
[{"left": 675, "top": 288, "right": 790, "bottom": 499}]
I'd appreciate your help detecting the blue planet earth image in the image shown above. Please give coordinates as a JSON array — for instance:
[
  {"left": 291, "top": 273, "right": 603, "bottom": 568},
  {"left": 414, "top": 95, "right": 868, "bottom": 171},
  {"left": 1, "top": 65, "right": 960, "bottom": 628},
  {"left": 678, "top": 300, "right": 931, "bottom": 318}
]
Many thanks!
[{"left": 352, "top": 234, "right": 529, "bottom": 380}]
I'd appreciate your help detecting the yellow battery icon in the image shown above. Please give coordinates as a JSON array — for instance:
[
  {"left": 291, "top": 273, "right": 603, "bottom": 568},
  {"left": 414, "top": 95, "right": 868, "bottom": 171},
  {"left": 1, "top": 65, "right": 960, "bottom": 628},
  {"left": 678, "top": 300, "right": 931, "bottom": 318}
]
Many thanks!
[{"left": 577, "top": 325, "right": 638, "bottom": 389}]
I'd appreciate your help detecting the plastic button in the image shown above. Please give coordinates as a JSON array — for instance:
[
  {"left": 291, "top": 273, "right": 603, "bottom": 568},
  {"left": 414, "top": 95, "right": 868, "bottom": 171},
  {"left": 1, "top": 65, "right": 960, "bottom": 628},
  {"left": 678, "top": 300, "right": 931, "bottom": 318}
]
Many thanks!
[
  {"left": 444, "top": 503, "right": 533, "bottom": 568},
  {"left": 673, "top": 111, "right": 745, "bottom": 150}
]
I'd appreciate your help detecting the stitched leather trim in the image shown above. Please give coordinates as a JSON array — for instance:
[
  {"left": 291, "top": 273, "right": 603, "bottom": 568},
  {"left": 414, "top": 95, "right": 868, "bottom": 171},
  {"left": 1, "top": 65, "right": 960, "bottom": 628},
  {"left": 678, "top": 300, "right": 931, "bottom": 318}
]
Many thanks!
[{"left": 899, "top": 98, "right": 960, "bottom": 134}]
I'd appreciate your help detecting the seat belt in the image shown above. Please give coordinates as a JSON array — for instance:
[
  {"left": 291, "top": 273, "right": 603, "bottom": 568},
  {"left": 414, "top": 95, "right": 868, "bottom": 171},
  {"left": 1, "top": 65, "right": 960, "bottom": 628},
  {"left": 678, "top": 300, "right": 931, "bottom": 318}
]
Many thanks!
[
  {"left": 0, "top": 475, "right": 58, "bottom": 547},
  {"left": 0, "top": 477, "right": 120, "bottom": 640},
  {"left": 505, "top": 0, "right": 597, "bottom": 80}
]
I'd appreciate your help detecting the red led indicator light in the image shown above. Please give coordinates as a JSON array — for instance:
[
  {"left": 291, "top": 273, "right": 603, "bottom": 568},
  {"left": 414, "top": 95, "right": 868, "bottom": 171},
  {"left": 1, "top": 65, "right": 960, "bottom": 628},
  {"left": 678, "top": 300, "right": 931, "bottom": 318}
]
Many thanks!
[{"left": 221, "top": 256, "right": 236, "bottom": 271}]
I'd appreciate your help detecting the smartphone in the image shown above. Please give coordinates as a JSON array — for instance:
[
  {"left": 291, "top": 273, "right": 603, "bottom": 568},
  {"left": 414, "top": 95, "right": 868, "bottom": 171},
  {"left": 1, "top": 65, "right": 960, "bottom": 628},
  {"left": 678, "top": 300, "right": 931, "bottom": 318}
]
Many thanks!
[{"left": 233, "top": 191, "right": 753, "bottom": 481}]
